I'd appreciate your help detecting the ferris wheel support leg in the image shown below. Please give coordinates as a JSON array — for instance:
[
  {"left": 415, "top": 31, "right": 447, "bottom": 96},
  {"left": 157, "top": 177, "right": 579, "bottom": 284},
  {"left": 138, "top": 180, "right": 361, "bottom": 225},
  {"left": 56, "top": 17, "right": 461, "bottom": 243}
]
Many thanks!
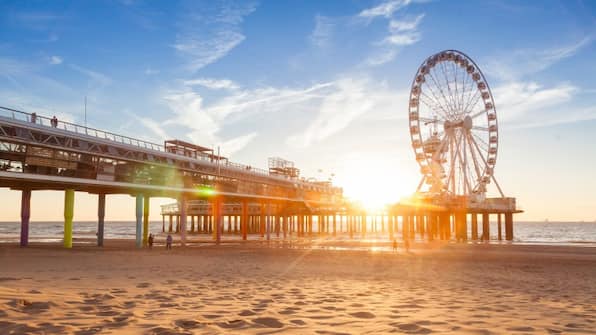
[
  {"left": 481, "top": 213, "right": 490, "bottom": 241},
  {"left": 505, "top": 212, "right": 514, "bottom": 241},
  {"left": 492, "top": 175, "right": 505, "bottom": 198},
  {"left": 471, "top": 213, "right": 478, "bottom": 240}
]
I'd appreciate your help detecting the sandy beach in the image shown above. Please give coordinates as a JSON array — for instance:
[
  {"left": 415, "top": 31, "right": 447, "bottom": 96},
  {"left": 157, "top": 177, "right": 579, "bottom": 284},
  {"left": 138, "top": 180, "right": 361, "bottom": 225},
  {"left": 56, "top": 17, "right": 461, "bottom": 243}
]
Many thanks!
[{"left": 1, "top": 241, "right": 595, "bottom": 334}]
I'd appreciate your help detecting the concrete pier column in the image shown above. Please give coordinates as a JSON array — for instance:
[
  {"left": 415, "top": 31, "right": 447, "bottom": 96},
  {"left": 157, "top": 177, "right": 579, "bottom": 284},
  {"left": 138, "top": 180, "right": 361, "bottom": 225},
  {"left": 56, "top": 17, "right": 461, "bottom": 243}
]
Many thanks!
[
  {"left": 482, "top": 212, "right": 490, "bottom": 241},
  {"left": 143, "top": 196, "right": 150, "bottom": 246},
  {"left": 97, "top": 193, "right": 105, "bottom": 247},
  {"left": 175, "top": 215, "right": 179, "bottom": 233},
  {"left": 497, "top": 213, "right": 502, "bottom": 241},
  {"left": 241, "top": 200, "right": 248, "bottom": 240},
  {"left": 191, "top": 215, "right": 195, "bottom": 233},
  {"left": 168, "top": 215, "right": 173, "bottom": 232},
  {"left": 505, "top": 212, "right": 513, "bottom": 241},
  {"left": 179, "top": 196, "right": 187, "bottom": 246},
  {"left": 388, "top": 215, "right": 394, "bottom": 239},
  {"left": 333, "top": 214, "right": 337, "bottom": 236},
  {"left": 20, "top": 189, "right": 31, "bottom": 247},
  {"left": 260, "top": 202, "right": 266, "bottom": 238},
  {"left": 266, "top": 204, "right": 271, "bottom": 241},
  {"left": 64, "top": 189, "right": 75, "bottom": 248},
  {"left": 215, "top": 198, "right": 222, "bottom": 244},
  {"left": 275, "top": 215, "right": 281, "bottom": 237},
  {"left": 135, "top": 194, "right": 143, "bottom": 248},
  {"left": 162, "top": 215, "right": 165, "bottom": 232},
  {"left": 471, "top": 214, "right": 478, "bottom": 240}
]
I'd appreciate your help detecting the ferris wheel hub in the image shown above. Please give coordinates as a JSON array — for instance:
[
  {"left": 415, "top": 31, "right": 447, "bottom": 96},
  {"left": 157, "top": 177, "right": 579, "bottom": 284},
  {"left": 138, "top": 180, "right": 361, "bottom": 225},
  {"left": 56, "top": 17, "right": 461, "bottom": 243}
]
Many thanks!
[{"left": 463, "top": 115, "right": 473, "bottom": 130}]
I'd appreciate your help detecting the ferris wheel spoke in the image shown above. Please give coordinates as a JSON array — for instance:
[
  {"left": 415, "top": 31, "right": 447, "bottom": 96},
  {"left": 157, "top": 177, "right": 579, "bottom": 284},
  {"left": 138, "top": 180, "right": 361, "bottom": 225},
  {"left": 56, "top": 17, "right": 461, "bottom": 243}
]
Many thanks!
[
  {"left": 419, "top": 92, "right": 452, "bottom": 119},
  {"left": 419, "top": 117, "right": 445, "bottom": 125},
  {"left": 472, "top": 126, "right": 489, "bottom": 131},
  {"left": 427, "top": 70, "right": 455, "bottom": 117},
  {"left": 456, "top": 131, "right": 471, "bottom": 195},
  {"left": 439, "top": 61, "right": 457, "bottom": 111},
  {"left": 466, "top": 131, "right": 484, "bottom": 187},
  {"left": 462, "top": 89, "right": 482, "bottom": 116},
  {"left": 452, "top": 61, "right": 461, "bottom": 112},
  {"left": 471, "top": 132, "right": 490, "bottom": 151},
  {"left": 470, "top": 109, "right": 486, "bottom": 119}
]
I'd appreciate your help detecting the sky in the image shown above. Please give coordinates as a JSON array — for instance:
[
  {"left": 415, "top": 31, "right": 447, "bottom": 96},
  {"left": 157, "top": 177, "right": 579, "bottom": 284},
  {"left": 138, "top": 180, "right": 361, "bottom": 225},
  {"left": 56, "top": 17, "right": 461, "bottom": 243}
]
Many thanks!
[{"left": 1, "top": 0, "right": 595, "bottom": 222}]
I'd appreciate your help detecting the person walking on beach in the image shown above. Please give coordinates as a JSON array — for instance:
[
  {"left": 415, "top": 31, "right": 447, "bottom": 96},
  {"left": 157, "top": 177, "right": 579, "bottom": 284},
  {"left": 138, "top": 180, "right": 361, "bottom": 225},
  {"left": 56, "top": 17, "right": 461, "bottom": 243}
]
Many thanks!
[
  {"left": 392, "top": 239, "right": 398, "bottom": 252},
  {"left": 166, "top": 234, "right": 172, "bottom": 250},
  {"left": 148, "top": 233, "right": 154, "bottom": 249},
  {"left": 404, "top": 237, "right": 411, "bottom": 252}
]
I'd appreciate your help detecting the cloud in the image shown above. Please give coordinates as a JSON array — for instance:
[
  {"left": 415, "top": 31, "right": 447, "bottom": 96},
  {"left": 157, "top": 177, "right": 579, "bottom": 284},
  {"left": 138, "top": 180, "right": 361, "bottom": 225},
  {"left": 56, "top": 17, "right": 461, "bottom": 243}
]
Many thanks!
[
  {"left": 133, "top": 114, "right": 169, "bottom": 140},
  {"left": 221, "top": 132, "right": 258, "bottom": 155},
  {"left": 359, "top": 3, "right": 425, "bottom": 65},
  {"left": 184, "top": 78, "right": 239, "bottom": 90},
  {"left": 359, "top": 0, "right": 412, "bottom": 19},
  {"left": 70, "top": 64, "right": 112, "bottom": 87},
  {"left": 144, "top": 68, "right": 159, "bottom": 75},
  {"left": 174, "top": 2, "right": 257, "bottom": 72},
  {"left": 286, "top": 77, "right": 401, "bottom": 147},
  {"left": 485, "top": 36, "right": 593, "bottom": 81},
  {"left": 310, "top": 15, "right": 334, "bottom": 47},
  {"left": 492, "top": 81, "right": 582, "bottom": 127},
  {"left": 49, "top": 56, "right": 62, "bottom": 65}
]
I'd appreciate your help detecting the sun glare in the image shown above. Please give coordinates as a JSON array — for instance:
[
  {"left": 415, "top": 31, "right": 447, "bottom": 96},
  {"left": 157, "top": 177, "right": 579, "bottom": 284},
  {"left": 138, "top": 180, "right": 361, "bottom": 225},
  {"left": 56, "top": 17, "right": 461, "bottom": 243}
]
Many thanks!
[{"left": 334, "top": 157, "right": 411, "bottom": 212}]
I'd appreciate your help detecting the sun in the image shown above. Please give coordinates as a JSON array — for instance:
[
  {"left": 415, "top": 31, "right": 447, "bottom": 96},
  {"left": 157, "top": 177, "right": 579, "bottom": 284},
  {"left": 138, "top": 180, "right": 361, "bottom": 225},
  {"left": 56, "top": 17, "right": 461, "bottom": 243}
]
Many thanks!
[{"left": 333, "top": 156, "right": 412, "bottom": 213}]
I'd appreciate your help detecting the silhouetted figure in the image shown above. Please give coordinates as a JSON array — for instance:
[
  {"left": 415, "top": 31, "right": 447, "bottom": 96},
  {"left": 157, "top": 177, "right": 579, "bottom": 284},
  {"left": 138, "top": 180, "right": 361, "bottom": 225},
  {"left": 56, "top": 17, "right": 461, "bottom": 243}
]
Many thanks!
[
  {"left": 392, "top": 239, "right": 398, "bottom": 251},
  {"left": 30, "top": 112, "right": 37, "bottom": 124},
  {"left": 166, "top": 234, "right": 173, "bottom": 250},
  {"left": 404, "top": 238, "right": 411, "bottom": 252},
  {"left": 148, "top": 233, "right": 154, "bottom": 249},
  {"left": 51, "top": 116, "right": 58, "bottom": 127}
]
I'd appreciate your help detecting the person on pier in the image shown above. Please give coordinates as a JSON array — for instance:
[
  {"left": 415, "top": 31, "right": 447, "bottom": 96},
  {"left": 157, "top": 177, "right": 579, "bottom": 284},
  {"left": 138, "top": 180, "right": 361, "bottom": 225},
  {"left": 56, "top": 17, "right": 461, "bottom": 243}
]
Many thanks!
[{"left": 148, "top": 233, "right": 154, "bottom": 249}]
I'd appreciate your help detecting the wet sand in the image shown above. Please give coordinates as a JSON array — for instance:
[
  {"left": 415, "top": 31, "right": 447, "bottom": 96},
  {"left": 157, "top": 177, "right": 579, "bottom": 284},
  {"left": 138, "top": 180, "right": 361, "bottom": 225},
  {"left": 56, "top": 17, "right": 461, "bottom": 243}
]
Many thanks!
[{"left": 0, "top": 241, "right": 595, "bottom": 334}]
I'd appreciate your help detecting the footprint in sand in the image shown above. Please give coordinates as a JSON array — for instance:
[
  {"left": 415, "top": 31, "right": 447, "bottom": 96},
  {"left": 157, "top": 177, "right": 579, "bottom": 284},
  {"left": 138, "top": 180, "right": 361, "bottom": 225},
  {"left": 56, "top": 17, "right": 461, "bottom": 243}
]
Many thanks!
[
  {"left": 136, "top": 282, "right": 151, "bottom": 288},
  {"left": 216, "top": 319, "right": 250, "bottom": 329},
  {"left": 349, "top": 311, "right": 376, "bottom": 319},
  {"left": 174, "top": 319, "right": 202, "bottom": 330},
  {"left": 149, "top": 326, "right": 191, "bottom": 335},
  {"left": 238, "top": 310, "right": 256, "bottom": 316},
  {"left": 10, "top": 299, "right": 54, "bottom": 314},
  {"left": 290, "top": 319, "right": 306, "bottom": 326},
  {"left": 252, "top": 317, "right": 284, "bottom": 328},
  {"left": 394, "top": 323, "right": 432, "bottom": 334},
  {"left": 73, "top": 326, "right": 103, "bottom": 335}
]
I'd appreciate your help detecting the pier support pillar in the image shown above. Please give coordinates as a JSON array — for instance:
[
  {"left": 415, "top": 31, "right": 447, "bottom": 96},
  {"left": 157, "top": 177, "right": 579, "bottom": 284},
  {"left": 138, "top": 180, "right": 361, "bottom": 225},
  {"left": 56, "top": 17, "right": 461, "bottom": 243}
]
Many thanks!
[
  {"left": 241, "top": 200, "right": 248, "bottom": 240},
  {"left": 20, "top": 189, "right": 31, "bottom": 247},
  {"left": 214, "top": 198, "right": 222, "bottom": 244},
  {"left": 168, "top": 215, "right": 173, "bottom": 232},
  {"left": 471, "top": 214, "right": 478, "bottom": 241},
  {"left": 135, "top": 194, "right": 143, "bottom": 248},
  {"left": 505, "top": 212, "right": 513, "bottom": 241},
  {"left": 97, "top": 193, "right": 105, "bottom": 247},
  {"left": 143, "top": 196, "right": 149, "bottom": 246},
  {"left": 191, "top": 215, "right": 195, "bottom": 233},
  {"left": 179, "top": 196, "right": 187, "bottom": 247},
  {"left": 64, "top": 189, "right": 75, "bottom": 248},
  {"left": 482, "top": 212, "right": 490, "bottom": 241},
  {"left": 497, "top": 213, "right": 502, "bottom": 241}
]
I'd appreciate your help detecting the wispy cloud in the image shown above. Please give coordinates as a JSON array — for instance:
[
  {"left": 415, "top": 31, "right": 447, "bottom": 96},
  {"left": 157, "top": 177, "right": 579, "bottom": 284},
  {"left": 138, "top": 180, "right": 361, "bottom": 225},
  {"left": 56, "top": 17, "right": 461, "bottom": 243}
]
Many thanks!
[
  {"left": 133, "top": 113, "right": 168, "bottom": 140},
  {"left": 174, "top": 1, "right": 257, "bottom": 72},
  {"left": 358, "top": 0, "right": 412, "bottom": 19},
  {"left": 49, "top": 55, "right": 62, "bottom": 65},
  {"left": 485, "top": 36, "right": 593, "bottom": 81},
  {"left": 184, "top": 78, "right": 239, "bottom": 90},
  {"left": 491, "top": 81, "right": 585, "bottom": 127},
  {"left": 70, "top": 64, "right": 112, "bottom": 87},
  {"left": 310, "top": 15, "right": 334, "bottom": 48},
  {"left": 360, "top": 1, "right": 426, "bottom": 65}
]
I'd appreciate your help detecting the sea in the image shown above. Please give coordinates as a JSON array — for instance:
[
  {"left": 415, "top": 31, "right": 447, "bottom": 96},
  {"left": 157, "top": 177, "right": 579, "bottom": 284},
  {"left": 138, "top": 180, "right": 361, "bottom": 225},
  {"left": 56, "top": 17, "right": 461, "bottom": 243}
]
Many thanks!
[{"left": 0, "top": 221, "right": 595, "bottom": 247}]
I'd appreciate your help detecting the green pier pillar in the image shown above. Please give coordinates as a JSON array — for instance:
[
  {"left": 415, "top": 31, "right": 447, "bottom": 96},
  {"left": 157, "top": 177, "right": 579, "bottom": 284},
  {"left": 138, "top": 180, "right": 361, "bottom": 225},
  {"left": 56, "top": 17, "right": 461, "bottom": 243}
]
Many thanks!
[
  {"left": 143, "top": 195, "right": 150, "bottom": 246},
  {"left": 135, "top": 194, "right": 143, "bottom": 248},
  {"left": 64, "top": 189, "right": 74, "bottom": 248}
]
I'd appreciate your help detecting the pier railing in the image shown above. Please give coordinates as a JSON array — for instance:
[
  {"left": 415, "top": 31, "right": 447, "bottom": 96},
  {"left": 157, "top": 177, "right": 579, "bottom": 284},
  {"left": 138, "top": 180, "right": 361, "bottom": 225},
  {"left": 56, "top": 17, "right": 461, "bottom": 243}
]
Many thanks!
[
  {"left": 0, "top": 106, "right": 164, "bottom": 152},
  {"left": 0, "top": 105, "right": 340, "bottom": 193}
]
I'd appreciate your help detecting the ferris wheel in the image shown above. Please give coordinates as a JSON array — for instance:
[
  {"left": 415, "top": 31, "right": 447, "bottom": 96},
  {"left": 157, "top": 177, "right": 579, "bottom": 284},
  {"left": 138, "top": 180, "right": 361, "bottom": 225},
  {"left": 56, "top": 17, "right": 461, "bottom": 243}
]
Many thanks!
[{"left": 408, "top": 50, "right": 504, "bottom": 198}]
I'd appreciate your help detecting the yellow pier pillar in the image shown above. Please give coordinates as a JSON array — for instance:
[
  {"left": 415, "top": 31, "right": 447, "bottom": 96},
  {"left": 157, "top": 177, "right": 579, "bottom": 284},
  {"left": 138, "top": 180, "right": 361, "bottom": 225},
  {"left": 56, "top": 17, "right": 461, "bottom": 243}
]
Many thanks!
[{"left": 64, "top": 189, "right": 75, "bottom": 248}]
